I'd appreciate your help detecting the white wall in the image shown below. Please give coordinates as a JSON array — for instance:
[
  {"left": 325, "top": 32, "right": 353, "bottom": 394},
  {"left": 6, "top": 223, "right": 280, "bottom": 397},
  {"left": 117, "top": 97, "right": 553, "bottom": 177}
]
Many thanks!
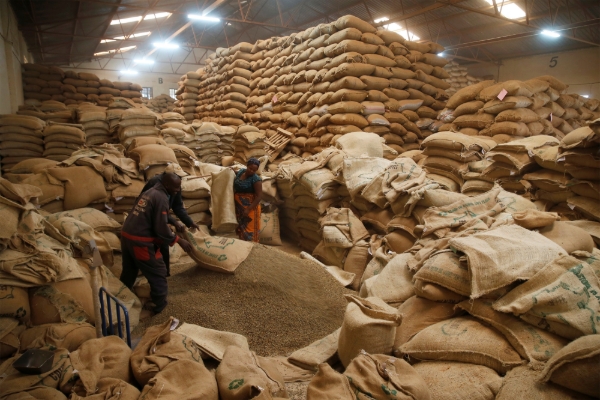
[
  {"left": 467, "top": 47, "right": 600, "bottom": 99},
  {"left": 0, "top": 0, "right": 32, "bottom": 114},
  {"left": 61, "top": 68, "right": 183, "bottom": 98}
]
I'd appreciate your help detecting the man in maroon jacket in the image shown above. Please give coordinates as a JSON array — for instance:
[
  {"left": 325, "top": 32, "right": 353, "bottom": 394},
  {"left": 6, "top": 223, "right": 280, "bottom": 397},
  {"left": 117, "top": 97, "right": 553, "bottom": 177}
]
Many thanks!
[{"left": 120, "top": 172, "right": 193, "bottom": 313}]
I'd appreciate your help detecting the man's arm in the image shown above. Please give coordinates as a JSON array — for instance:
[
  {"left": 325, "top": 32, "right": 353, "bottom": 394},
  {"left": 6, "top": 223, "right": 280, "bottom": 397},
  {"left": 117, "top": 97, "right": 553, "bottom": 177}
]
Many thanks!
[
  {"left": 171, "top": 191, "right": 195, "bottom": 227},
  {"left": 151, "top": 193, "right": 179, "bottom": 246}
]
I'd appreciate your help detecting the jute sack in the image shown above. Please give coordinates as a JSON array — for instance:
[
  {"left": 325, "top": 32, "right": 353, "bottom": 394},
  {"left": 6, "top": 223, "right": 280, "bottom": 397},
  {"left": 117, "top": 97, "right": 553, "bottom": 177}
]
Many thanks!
[
  {"left": 342, "top": 157, "right": 390, "bottom": 198},
  {"left": 335, "top": 131, "right": 384, "bottom": 157},
  {"left": 175, "top": 322, "right": 250, "bottom": 362},
  {"left": 413, "top": 250, "right": 471, "bottom": 297},
  {"left": 128, "top": 144, "right": 178, "bottom": 169},
  {"left": 47, "top": 167, "right": 107, "bottom": 210},
  {"left": 399, "top": 316, "right": 524, "bottom": 374},
  {"left": 0, "top": 196, "right": 22, "bottom": 240},
  {"left": 413, "top": 361, "right": 502, "bottom": 400},
  {"left": 539, "top": 335, "right": 600, "bottom": 398},
  {"left": 320, "top": 207, "right": 369, "bottom": 248},
  {"left": 70, "top": 378, "right": 139, "bottom": 400},
  {"left": 344, "top": 240, "right": 369, "bottom": 290},
  {"left": 338, "top": 295, "right": 402, "bottom": 367},
  {"left": 19, "top": 322, "right": 95, "bottom": 352},
  {"left": 0, "top": 348, "right": 74, "bottom": 397},
  {"left": 287, "top": 328, "right": 340, "bottom": 371},
  {"left": 344, "top": 352, "right": 431, "bottom": 400},
  {"left": 0, "top": 285, "right": 30, "bottom": 322},
  {"left": 0, "top": 178, "right": 42, "bottom": 205},
  {"left": 512, "top": 209, "right": 560, "bottom": 229},
  {"left": 538, "top": 221, "right": 595, "bottom": 253},
  {"left": 306, "top": 363, "right": 354, "bottom": 399},
  {"left": 413, "top": 279, "right": 468, "bottom": 304},
  {"left": 457, "top": 299, "right": 568, "bottom": 365},
  {"left": 210, "top": 169, "right": 237, "bottom": 233},
  {"left": 259, "top": 210, "right": 282, "bottom": 246},
  {"left": 449, "top": 224, "right": 566, "bottom": 298},
  {"left": 496, "top": 366, "right": 589, "bottom": 400},
  {"left": 139, "top": 360, "right": 218, "bottom": 400},
  {"left": 183, "top": 229, "right": 253, "bottom": 274},
  {"left": 393, "top": 296, "right": 460, "bottom": 353},
  {"left": 493, "top": 255, "right": 600, "bottom": 340},
  {"left": 0, "top": 319, "right": 23, "bottom": 358},
  {"left": 130, "top": 317, "right": 203, "bottom": 387},
  {"left": 28, "top": 278, "right": 95, "bottom": 325},
  {"left": 69, "top": 336, "right": 133, "bottom": 394},
  {"left": 361, "top": 253, "right": 415, "bottom": 305},
  {"left": 216, "top": 345, "right": 288, "bottom": 400},
  {"left": 2, "top": 386, "right": 68, "bottom": 399}
]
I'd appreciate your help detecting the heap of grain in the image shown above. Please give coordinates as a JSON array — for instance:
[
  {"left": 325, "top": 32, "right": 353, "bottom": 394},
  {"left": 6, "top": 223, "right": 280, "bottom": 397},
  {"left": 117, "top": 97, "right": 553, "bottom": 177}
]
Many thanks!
[
  {"left": 173, "top": 70, "right": 202, "bottom": 123},
  {"left": 443, "top": 60, "right": 488, "bottom": 95},
  {"left": 0, "top": 115, "right": 46, "bottom": 173},
  {"left": 21, "top": 63, "right": 143, "bottom": 106},
  {"left": 143, "top": 93, "right": 176, "bottom": 113}
]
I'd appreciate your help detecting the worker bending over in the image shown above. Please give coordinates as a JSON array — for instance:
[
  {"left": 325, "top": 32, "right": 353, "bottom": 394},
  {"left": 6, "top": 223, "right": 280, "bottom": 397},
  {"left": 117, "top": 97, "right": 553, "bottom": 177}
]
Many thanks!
[{"left": 120, "top": 172, "right": 193, "bottom": 314}]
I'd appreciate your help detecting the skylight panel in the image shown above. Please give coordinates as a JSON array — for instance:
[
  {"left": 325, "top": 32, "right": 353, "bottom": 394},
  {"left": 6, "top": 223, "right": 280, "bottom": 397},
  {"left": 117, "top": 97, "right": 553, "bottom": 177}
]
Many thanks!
[
  {"left": 483, "top": 0, "right": 526, "bottom": 19},
  {"left": 375, "top": 17, "right": 420, "bottom": 41},
  {"left": 110, "top": 12, "right": 170, "bottom": 25}
]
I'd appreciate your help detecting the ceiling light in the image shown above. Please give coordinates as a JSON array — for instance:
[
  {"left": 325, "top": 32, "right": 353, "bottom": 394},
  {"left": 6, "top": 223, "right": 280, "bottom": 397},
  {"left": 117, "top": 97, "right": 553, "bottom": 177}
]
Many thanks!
[
  {"left": 153, "top": 42, "right": 179, "bottom": 49},
  {"left": 134, "top": 58, "right": 155, "bottom": 65},
  {"left": 541, "top": 30, "right": 561, "bottom": 38},
  {"left": 100, "top": 39, "right": 117, "bottom": 43},
  {"left": 120, "top": 70, "right": 138, "bottom": 75},
  {"left": 114, "top": 31, "right": 152, "bottom": 40},
  {"left": 374, "top": 17, "right": 420, "bottom": 41},
  {"left": 582, "top": 95, "right": 589, "bottom": 98},
  {"left": 145, "top": 12, "right": 171, "bottom": 20},
  {"left": 438, "top": 52, "right": 445, "bottom": 57},
  {"left": 188, "top": 14, "right": 221, "bottom": 22}
]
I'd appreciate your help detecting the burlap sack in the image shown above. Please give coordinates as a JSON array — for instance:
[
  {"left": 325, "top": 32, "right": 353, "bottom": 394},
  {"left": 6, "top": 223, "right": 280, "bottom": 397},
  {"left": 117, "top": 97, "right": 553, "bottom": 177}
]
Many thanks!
[
  {"left": 175, "top": 322, "right": 250, "bottom": 361},
  {"left": 287, "top": 328, "right": 340, "bottom": 371},
  {"left": 0, "top": 196, "right": 24, "bottom": 240},
  {"left": 47, "top": 167, "right": 107, "bottom": 210},
  {"left": 216, "top": 345, "right": 287, "bottom": 400},
  {"left": 413, "top": 361, "right": 502, "bottom": 400},
  {"left": 413, "top": 279, "right": 468, "bottom": 303},
  {"left": 344, "top": 352, "right": 431, "bottom": 400},
  {"left": 449, "top": 224, "right": 566, "bottom": 298},
  {"left": 258, "top": 356, "right": 314, "bottom": 383},
  {"left": 2, "top": 387, "right": 68, "bottom": 399},
  {"left": 539, "top": 335, "right": 600, "bottom": 398},
  {"left": 335, "top": 131, "right": 384, "bottom": 157},
  {"left": 0, "top": 348, "right": 75, "bottom": 397},
  {"left": 512, "top": 209, "right": 560, "bottom": 229},
  {"left": 0, "top": 285, "right": 30, "bottom": 321},
  {"left": 361, "top": 253, "right": 415, "bottom": 305},
  {"left": 19, "top": 322, "right": 96, "bottom": 352},
  {"left": 306, "top": 363, "right": 354, "bottom": 399},
  {"left": 493, "top": 255, "right": 600, "bottom": 339},
  {"left": 496, "top": 366, "right": 590, "bottom": 400},
  {"left": 0, "top": 178, "right": 42, "bottom": 205},
  {"left": 130, "top": 317, "right": 203, "bottom": 386},
  {"left": 29, "top": 278, "right": 95, "bottom": 325},
  {"left": 69, "top": 336, "right": 133, "bottom": 395},
  {"left": 420, "top": 187, "right": 505, "bottom": 237},
  {"left": 259, "top": 210, "right": 282, "bottom": 246},
  {"left": 0, "top": 319, "right": 23, "bottom": 358},
  {"left": 139, "top": 359, "right": 218, "bottom": 400},
  {"left": 344, "top": 240, "right": 369, "bottom": 290},
  {"left": 210, "top": 169, "right": 237, "bottom": 233},
  {"left": 413, "top": 250, "right": 470, "bottom": 297},
  {"left": 70, "top": 378, "right": 140, "bottom": 400},
  {"left": 338, "top": 295, "right": 402, "bottom": 367},
  {"left": 320, "top": 207, "right": 369, "bottom": 248},
  {"left": 342, "top": 157, "right": 391, "bottom": 198},
  {"left": 539, "top": 221, "right": 595, "bottom": 253},
  {"left": 393, "top": 296, "right": 460, "bottom": 354},
  {"left": 399, "top": 316, "right": 523, "bottom": 374},
  {"left": 183, "top": 230, "right": 253, "bottom": 274},
  {"left": 457, "top": 299, "right": 568, "bottom": 365}
]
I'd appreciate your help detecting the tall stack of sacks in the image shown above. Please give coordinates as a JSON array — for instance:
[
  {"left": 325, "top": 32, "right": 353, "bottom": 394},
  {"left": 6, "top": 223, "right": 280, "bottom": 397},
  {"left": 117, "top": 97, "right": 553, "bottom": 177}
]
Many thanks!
[
  {"left": 233, "top": 125, "right": 269, "bottom": 164},
  {"left": 180, "top": 175, "right": 212, "bottom": 226},
  {"left": 126, "top": 138, "right": 179, "bottom": 181},
  {"left": 274, "top": 157, "right": 304, "bottom": 244},
  {"left": 116, "top": 106, "right": 160, "bottom": 148},
  {"left": 96, "top": 78, "right": 121, "bottom": 106},
  {"left": 106, "top": 97, "right": 139, "bottom": 142},
  {"left": 559, "top": 122, "right": 600, "bottom": 221},
  {"left": 191, "top": 122, "right": 233, "bottom": 165},
  {"left": 159, "top": 112, "right": 188, "bottom": 144},
  {"left": 77, "top": 105, "right": 112, "bottom": 146},
  {"left": 196, "top": 42, "right": 254, "bottom": 128},
  {"left": 0, "top": 115, "right": 46, "bottom": 173},
  {"left": 420, "top": 131, "right": 497, "bottom": 194},
  {"left": 443, "top": 61, "right": 488, "bottom": 96},
  {"left": 143, "top": 93, "right": 176, "bottom": 113},
  {"left": 168, "top": 143, "right": 199, "bottom": 176},
  {"left": 22, "top": 64, "right": 66, "bottom": 103},
  {"left": 112, "top": 81, "right": 143, "bottom": 104},
  {"left": 17, "top": 100, "right": 74, "bottom": 123},
  {"left": 42, "top": 121, "right": 85, "bottom": 162},
  {"left": 174, "top": 70, "right": 202, "bottom": 123}
]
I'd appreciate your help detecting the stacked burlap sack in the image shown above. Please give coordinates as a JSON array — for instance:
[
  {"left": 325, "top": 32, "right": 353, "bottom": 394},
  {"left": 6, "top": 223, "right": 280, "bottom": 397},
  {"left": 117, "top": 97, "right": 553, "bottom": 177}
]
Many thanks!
[
  {"left": 76, "top": 104, "right": 113, "bottom": 146},
  {"left": 0, "top": 115, "right": 46, "bottom": 173},
  {"left": 143, "top": 93, "right": 176, "bottom": 113},
  {"left": 443, "top": 60, "right": 488, "bottom": 96},
  {"left": 16, "top": 99, "right": 74, "bottom": 123},
  {"left": 115, "top": 106, "right": 160, "bottom": 150},
  {"left": 158, "top": 111, "right": 188, "bottom": 144},
  {"left": 42, "top": 121, "right": 86, "bottom": 162},
  {"left": 173, "top": 70, "right": 202, "bottom": 122},
  {"left": 21, "top": 63, "right": 143, "bottom": 106},
  {"left": 188, "top": 15, "right": 450, "bottom": 158},
  {"left": 195, "top": 42, "right": 253, "bottom": 127},
  {"left": 439, "top": 75, "right": 600, "bottom": 141},
  {"left": 233, "top": 125, "right": 269, "bottom": 164}
]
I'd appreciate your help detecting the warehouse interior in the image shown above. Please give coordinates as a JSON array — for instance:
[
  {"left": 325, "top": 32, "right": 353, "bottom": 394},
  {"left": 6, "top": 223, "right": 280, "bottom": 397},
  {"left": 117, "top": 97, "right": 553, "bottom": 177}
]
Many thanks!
[{"left": 0, "top": 0, "right": 599, "bottom": 399}]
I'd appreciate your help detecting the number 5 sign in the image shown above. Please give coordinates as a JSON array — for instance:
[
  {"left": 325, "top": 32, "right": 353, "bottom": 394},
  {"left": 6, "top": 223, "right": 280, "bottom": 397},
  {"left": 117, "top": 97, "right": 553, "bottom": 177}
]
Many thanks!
[{"left": 549, "top": 56, "right": 558, "bottom": 68}]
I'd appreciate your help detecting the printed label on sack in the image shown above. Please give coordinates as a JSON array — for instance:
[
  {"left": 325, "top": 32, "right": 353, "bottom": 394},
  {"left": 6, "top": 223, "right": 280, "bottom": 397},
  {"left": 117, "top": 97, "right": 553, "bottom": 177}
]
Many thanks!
[
  {"left": 550, "top": 113, "right": 553, "bottom": 122},
  {"left": 497, "top": 89, "right": 508, "bottom": 101}
]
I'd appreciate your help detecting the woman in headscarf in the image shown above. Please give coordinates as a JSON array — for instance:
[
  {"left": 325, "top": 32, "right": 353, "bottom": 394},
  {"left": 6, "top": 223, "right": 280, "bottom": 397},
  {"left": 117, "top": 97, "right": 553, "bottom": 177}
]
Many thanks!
[{"left": 233, "top": 158, "right": 263, "bottom": 242}]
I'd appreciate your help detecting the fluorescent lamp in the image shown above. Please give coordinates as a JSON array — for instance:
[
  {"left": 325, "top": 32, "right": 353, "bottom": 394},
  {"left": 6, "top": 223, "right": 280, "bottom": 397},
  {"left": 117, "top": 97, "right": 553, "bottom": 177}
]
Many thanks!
[
  {"left": 438, "top": 53, "right": 445, "bottom": 57},
  {"left": 541, "top": 30, "right": 561, "bottom": 38},
  {"left": 120, "top": 70, "right": 138, "bottom": 75},
  {"left": 582, "top": 95, "right": 589, "bottom": 98},
  {"left": 188, "top": 14, "right": 221, "bottom": 22},
  {"left": 100, "top": 39, "right": 117, "bottom": 43},
  {"left": 153, "top": 42, "right": 179, "bottom": 49},
  {"left": 134, "top": 58, "right": 154, "bottom": 65}
]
